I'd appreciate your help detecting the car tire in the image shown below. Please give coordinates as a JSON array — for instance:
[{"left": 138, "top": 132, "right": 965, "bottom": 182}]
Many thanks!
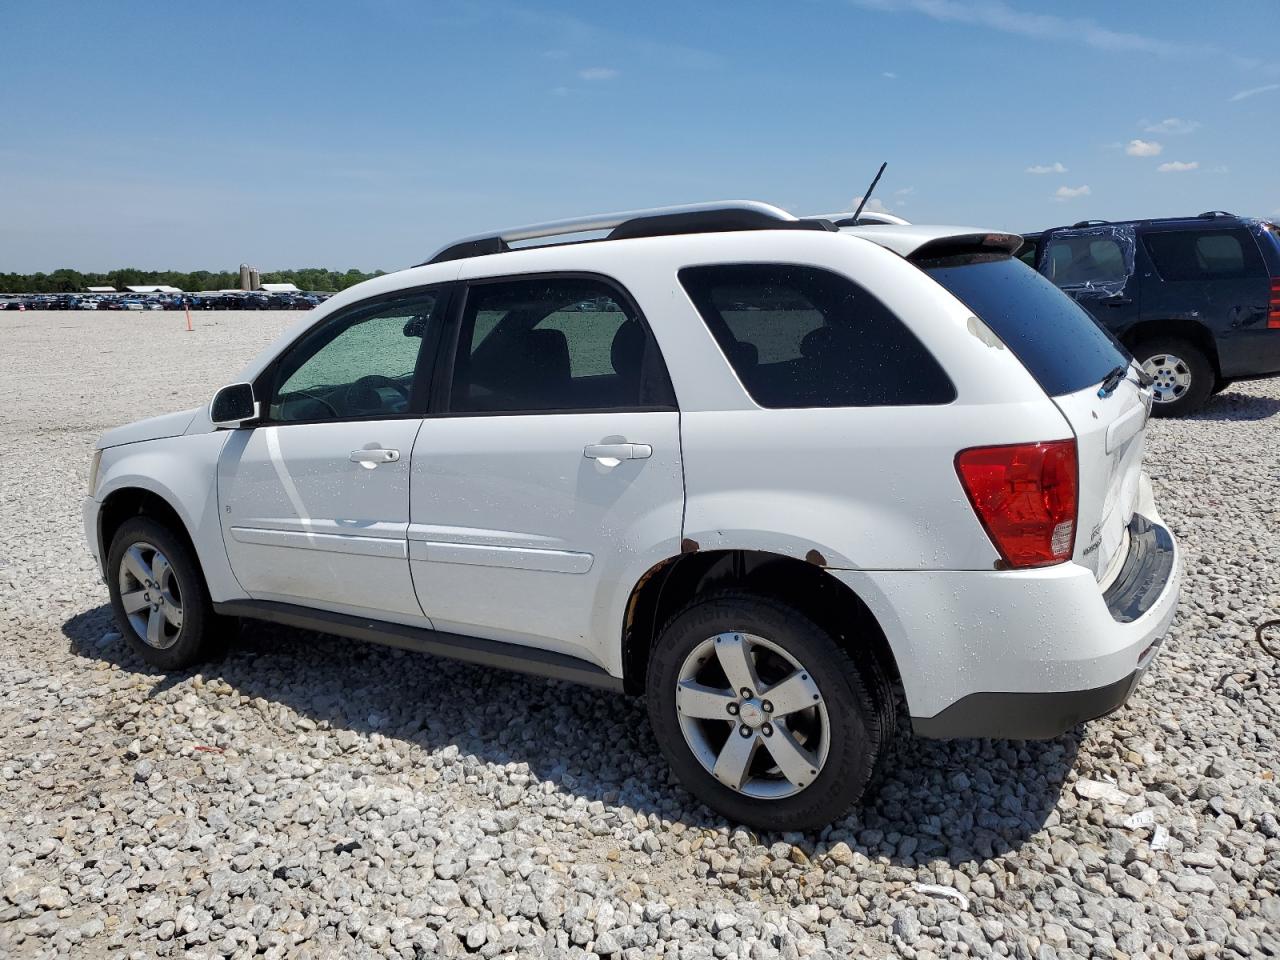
[
  {"left": 106, "top": 516, "right": 226, "bottom": 670},
  {"left": 646, "top": 591, "right": 892, "bottom": 831},
  {"left": 1133, "top": 337, "right": 1214, "bottom": 417}
]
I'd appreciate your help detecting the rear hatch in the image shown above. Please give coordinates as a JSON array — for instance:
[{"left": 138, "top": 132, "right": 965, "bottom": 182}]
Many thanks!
[
  {"left": 1047, "top": 379, "right": 1149, "bottom": 579},
  {"left": 920, "top": 250, "right": 1151, "bottom": 580}
]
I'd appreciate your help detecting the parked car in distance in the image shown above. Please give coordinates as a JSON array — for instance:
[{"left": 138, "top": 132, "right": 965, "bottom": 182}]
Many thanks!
[
  {"left": 84, "top": 201, "right": 1180, "bottom": 829},
  {"left": 1021, "top": 212, "right": 1280, "bottom": 415}
]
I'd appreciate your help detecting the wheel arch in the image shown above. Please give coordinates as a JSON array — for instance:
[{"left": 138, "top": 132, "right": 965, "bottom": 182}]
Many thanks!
[
  {"left": 620, "top": 548, "right": 901, "bottom": 700},
  {"left": 99, "top": 486, "right": 199, "bottom": 573},
  {"left": 92, "top": 431, "right": 243, "bottom": 603},
  {"left": 1121, "top": 318, "right": 1220, "bottom": 376}
]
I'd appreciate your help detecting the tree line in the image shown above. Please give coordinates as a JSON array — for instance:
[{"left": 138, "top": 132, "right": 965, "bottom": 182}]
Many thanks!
[{"left": 0, "top": 267, "right": 386, "bottom": 295}]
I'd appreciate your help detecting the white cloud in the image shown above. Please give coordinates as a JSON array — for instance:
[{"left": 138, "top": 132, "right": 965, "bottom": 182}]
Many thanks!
[
  {"left": 1211, "top": 165, "right": 1229, "bottom": 174},
  {"left": 894, "top": 186, "right": 915, "bottom": 196},
  {"left": 578, "top": 67, "right": 619, "bottom": 81},
  {"left": 550, "top": 86, "right": 570, "bottom": 97},
  {"left": 852, "top": 196, "right": 892, "bottom": 213},
  {"left": 1157, "top": 160, "right": 1199, "bottom": 172},
  {"left": 1053, "top": 185, "right": 1092, "bottom": 201},
  {"left": 1141, "top": 117, "right": 1200, "bottom": 134},
  {"left": 1125, "top": 139, "right": 1163, "bottom": 157},
  {"left": 1229, "top": 83, "right": 1280, "bottom": 102},
  {"left": 1026, "top": 162, "right": 1067, "bottom": 174},
  {"left": 882, "top": 71, "right": 898, "bottom": 79},
  {"left": 849, "top": 1, "right": 1277, "bottom": 73}
]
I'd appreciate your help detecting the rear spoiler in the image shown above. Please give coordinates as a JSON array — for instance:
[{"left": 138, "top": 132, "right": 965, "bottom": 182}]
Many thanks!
[{"left": 907, "top": 232, "right": 1024, "bottom": 262}]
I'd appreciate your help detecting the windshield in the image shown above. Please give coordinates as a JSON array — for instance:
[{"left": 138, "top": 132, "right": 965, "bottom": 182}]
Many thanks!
[{"left": 922, "top": 254, "right": 1130, "bottom": 397}]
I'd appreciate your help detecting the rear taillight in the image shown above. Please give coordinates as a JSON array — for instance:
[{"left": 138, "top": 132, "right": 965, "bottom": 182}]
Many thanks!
[
  {"left": 955, "top": 440, "right": 1078, "bottom": 569},
  {"left": 1269, "top": 279, "right": 1280, "bottom": 329}
]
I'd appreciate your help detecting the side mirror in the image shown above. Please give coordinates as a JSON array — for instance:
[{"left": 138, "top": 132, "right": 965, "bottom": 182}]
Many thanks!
[{"left": 210, "top": 382, "right": 259, "bottom": 428}]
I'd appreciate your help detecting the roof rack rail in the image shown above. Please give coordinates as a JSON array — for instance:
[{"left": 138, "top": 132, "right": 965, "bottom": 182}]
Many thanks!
[
  {"left": 1070, "top": 219, "right": 1111, "bottom": 228},
  {"left": 421, "top": 200, "right": 835, "bottom": 265},
  {"left": 808, "top": 210, "right": 911, "bottom": 226},
  {"left": 1197, "top": 210, "right": 1235, "bottom": 219}
]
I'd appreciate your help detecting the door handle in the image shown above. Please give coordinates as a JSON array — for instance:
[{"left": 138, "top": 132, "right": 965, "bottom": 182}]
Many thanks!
[
  {"left": 584, "top": 443, "right": 652, "bottom": 461},
  {"left": 1105, "top": 298, "right": 1133, "bottom": 307},
  {"left": 350, "top": 448, "right": 400, "bottom": 465}
]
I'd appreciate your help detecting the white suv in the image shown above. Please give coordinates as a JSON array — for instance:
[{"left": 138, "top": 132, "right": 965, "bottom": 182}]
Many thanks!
[{"left": 84, "top": 202, "right": 1180, "bottom": 829}]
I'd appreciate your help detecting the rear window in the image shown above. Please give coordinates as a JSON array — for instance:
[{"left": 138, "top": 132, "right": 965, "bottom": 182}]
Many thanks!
[
  {"left": 923, "top": 255, "right": 1128, "bottom": 397},
  {"left": 1142, "top": 228, "right": 1266, "bottom": 281},
  {"left": 678, "top": 264, "right": 954, "bottom": 408}
]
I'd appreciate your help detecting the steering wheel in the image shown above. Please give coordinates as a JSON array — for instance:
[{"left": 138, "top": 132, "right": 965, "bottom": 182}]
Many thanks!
[
  {"left": 287, "top": 389, "right": 339, "bottom": 419},
  {"left": 344, "top": 374, "right": 411, "bottom": 414}
]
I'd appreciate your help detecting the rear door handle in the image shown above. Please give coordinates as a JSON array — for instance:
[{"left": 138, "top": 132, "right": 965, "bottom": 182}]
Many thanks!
[
  {"left": 350, "top": 448, "right": 400, "bottom": 465},
  {"left": 1105, "top": 298, "right": 1133, "bottom": 307},
  {"left": 584, "top": 443, "right": 652, "bottom": 461}
]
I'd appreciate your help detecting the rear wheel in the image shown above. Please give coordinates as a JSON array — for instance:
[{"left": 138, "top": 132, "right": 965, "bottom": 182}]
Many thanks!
[
  {"left": 646, "top": 592, "right": 892, "bottom": 831},
  {"left": 1134, "top": 337, "right": 1213, "bottom": 417},
  {"left": 107, "top": 516, "right": 225, "bottom": 670}
]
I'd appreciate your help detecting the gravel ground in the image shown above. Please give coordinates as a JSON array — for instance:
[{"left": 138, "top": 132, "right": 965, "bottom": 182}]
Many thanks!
[{"left": 1, "top": 310, "right": 1277, "bottom": 959}]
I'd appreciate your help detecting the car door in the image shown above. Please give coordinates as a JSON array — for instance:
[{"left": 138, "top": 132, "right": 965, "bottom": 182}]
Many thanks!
[
  {"left": 408, "top": 272, "right": 684, "bottom": 672},
  {"left": 218, "top": 287, "right": 450, "bottom": 622},
  {"left": 1039, "top": 226, "right": 1142, "bottom": 336}
]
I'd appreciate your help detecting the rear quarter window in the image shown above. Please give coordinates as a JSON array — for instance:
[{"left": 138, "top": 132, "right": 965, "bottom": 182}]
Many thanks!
[
  {"left": 678, "top": 263, "right": 955, "bottom": 408},
  {"left": 1142, "top": 228, "right": 1267, "bottom": 281},
  {"left": 922, "top": 255, "right": 1129, "bottom": 397}
]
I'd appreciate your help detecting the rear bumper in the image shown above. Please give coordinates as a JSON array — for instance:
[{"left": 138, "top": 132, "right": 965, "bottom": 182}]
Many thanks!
[
  {"left": 910, "top": 668, "right": 1146, "bottom": 740},
  {"left": 830, "top": 483, "right": 1180, "bottom": 740},
  {"left": 916, "top": 513, "right": 1174, "bottom": 739}
]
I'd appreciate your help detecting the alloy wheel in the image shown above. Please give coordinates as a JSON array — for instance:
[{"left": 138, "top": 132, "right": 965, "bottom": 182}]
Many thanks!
[
  {"left": 675, "top": 632, "right": 830, "bottom": 799},
  {"left": 1141, "top": 353, "right": 1192, "bottom": 404},
  {"left": 118, "top": 541, "right": 184, "bottom": 649}
]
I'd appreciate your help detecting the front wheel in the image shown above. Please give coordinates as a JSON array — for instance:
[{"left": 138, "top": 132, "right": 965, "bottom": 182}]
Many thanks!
[
  {"left": 1134, "top": 337, "right": 1214, "bottom": 417},
  {"left": 646, "top": 593, "right": 893, "bottom": 831},
  {"left": 107, "top": 516, "right": 225, "bottom": 670}
]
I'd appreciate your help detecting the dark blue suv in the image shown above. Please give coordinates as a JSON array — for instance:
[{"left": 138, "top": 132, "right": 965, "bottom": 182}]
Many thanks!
[{"left": 1020, "top": 213, "right": 1280, "bottom": 415}]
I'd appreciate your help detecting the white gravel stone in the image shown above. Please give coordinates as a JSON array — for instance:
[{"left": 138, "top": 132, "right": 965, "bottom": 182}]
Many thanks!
[{"left": 1073, "top": 778, "right": 1134, "bottom": 805}]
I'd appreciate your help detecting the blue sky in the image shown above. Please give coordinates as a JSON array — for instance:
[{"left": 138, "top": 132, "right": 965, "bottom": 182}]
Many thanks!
[{"left": 2, "top": 0, "right": 1277, "bottom": 272}]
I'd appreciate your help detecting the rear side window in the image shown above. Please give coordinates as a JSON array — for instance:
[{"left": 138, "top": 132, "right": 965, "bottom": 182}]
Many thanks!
[
  {"left": 923, "top": 255, "right": 1129, "bottom": 397},
  {"left": 1043, "top": 235, "right": 1128, "bottom": 286},
  {"left": 1142, "top": 228, "right": 1266, "bottom": 281},
  {"left": 678, "top": 264, "right": 954, "bottom": 408},
  {"left": 448, "top": 276, "right": 674, "bottom": 414}
]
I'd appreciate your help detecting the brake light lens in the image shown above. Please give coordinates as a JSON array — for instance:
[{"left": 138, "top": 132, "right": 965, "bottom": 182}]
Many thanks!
[
  {"left": 955, "top": 440, "right": 1078, "bottom": 568},
  {"left": 1269, "top": 279, "right": 1280, "bottom": 329}
]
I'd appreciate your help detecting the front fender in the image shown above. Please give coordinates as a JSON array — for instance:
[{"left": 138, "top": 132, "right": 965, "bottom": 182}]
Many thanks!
[{"left": 94, "top": 432, "right": 245, "bottom": 603}]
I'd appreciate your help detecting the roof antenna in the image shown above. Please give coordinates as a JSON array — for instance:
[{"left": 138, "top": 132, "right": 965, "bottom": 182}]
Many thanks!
[{"left": 850, "top": 161, "right": 888, "bottom": 222}]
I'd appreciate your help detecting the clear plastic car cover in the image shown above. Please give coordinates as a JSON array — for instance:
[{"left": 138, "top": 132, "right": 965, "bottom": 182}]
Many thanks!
[
  {"left": 1040, "top": 224, "right": 1137, "bottom": 299},
  {"left": 1243, "top": 216, "right": 1279, "bottom": 248}
]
